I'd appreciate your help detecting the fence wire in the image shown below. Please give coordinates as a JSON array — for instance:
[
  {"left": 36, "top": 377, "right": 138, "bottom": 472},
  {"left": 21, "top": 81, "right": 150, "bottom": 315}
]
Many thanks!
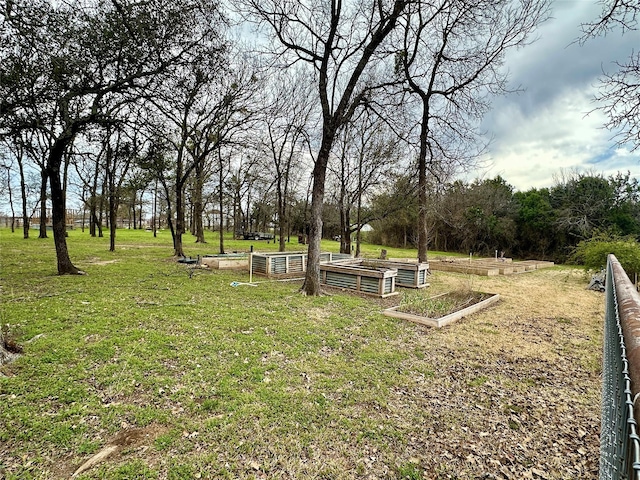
[{"left": 601, "top": 256, "right": 640, "bottom": 480}]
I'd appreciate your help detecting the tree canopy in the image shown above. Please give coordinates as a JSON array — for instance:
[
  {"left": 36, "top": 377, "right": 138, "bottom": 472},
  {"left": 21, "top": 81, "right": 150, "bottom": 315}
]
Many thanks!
[{"left": 1, "top": 0, "right": 636, "bottom": 283}]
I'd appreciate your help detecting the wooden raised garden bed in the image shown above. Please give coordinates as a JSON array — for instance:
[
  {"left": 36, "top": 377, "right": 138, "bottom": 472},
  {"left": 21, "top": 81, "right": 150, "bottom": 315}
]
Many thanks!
[
  {"left": 429, "top": 260, "right": 500, "bottom": 276},
  {"left": 201, "top": 254, "right": 249, "bottom": 270},
  {"left": 384, "top": 291, "right": 500, "bottom": 328},
  {"left": 429, "top": 257, "right": 553, "bottom": 276},
  {"left": 518, "top": 260, "right": 555, "bottom": 270},
  {"left": 320, "top": 262, "right": 398, "bottom": 297}
]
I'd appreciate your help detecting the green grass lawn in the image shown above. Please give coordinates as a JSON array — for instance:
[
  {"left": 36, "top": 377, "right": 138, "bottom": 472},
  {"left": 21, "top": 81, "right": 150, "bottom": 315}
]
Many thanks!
[
  {"left": 0, "top": 228, "right": 602, "bottom": 479},
  {"left": 0, "top": 228, "right": 428, "bottom": 479}
]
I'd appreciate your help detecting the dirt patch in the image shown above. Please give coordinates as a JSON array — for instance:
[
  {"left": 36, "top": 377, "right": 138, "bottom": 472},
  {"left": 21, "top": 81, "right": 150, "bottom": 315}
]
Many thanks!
[
  {"left": 84, "top": 258, "right": 119, "bottom": 266},
  {"left": 69, "top": 425, "right": 167, "bottom": 478},
  {"left": 0, "top": 328, "right": 23, "bottom": 370}
]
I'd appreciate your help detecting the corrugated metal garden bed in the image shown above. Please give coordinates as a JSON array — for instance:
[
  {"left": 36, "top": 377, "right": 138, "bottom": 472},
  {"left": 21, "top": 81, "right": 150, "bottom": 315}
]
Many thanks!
[
  {"left": 251, "top": 251, "right": 352, "bottom": 278},
  {"left": 332, "top": 258, "right": 430, "bottom": 289},
  {"left": 320, "top": 262, "right": 398, "bottom": 298}
]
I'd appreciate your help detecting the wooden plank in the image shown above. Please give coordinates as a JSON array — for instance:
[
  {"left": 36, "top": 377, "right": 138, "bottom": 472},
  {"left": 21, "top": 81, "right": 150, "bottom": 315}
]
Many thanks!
[
  {"left": 201, "top": 257, "right": 248, "bottom": 270},
  {"left": 471, "top": 262, "right": 515, "bottom": 275}
]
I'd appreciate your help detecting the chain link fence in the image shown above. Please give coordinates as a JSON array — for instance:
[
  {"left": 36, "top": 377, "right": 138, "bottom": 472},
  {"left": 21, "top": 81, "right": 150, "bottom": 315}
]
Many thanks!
[{"left": 601, "top": 255, "right": 640, "bottom": 479}]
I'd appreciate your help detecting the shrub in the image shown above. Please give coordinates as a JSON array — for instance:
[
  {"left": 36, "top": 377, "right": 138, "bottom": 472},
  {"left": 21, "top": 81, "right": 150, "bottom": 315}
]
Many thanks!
[{"left": 572, "top": 234, "right": 640, "bottom": 277}]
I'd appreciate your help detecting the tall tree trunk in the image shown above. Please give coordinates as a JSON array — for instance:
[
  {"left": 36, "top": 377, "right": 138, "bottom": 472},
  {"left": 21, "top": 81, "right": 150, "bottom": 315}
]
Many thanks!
[
  {"left": 338, "top": 184, "right": 352, "bottom": 255},
  {"left": 132, "top": 192, "right": 137, "bottom": 230},
  {"left": 277, "top": 181, "right": 286, "bottom": 252},
  {"left": 89, "top": 153, "right": 101, "bottom": 237},
  {"left": 5, "top": 166, "right": 15, "bottom": 233},
  {"left": 153, "top": 179, "right": 158, "bottom": 238},
  {"left": 417, "top": 109, "right": 429, "bottom": 263},
  {"left": 17, "top": 153, "right": 29, "bottom": 239},
  {"left": 38, "top": 170, "right": 48, "bottom": 238},
  {"left": 138, "top": 191, "right": 144, "bottom": 230},
  {"left": 194, "top": 163, "right": 205, "bottom": 243},
  {"left": 172, "top": 142, "right": 186, "bottom": 257},
  {"left": 218, "top": 165, "right": 225, "bottom": 254},
  {"left": 97, "top": 177, "right": 106, "bottom": 237},
  {"left": 109, "top": 193, "right": 117, "bottom": 251},
  {"left": 107, "top": 142, "right": 117, "bottom": 252},
  {"left": 174, "top": 185, "right": 185, "bottom": 257},
  {"left": 341, "top": 208, "right": 351, "bottom": 255},
  {"left": 355, "top": 162, "right": 363, "bottom": 258},
  {"left": 302, "top": 136, "right": 331, "bottom": 296},
  {"left": 63, "top": 150, "right": 70, "bottom": 231},
  {"left": 47, "top": 137, "right": 82, "bottom": 275},
  {"left": 278, "top": 216, "right": 286, "bottom": 252},
  {"left": 304, "top": 177, "right": 325, "bottom": 295},
  {"left": 81, "top": 198, "right": 86, "bottom": 233}
]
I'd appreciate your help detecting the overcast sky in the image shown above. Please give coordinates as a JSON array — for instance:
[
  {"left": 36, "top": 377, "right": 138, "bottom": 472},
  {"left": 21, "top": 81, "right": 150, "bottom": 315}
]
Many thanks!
[{"left": 473, "top": 0, "right": 640, "bottom": 192}]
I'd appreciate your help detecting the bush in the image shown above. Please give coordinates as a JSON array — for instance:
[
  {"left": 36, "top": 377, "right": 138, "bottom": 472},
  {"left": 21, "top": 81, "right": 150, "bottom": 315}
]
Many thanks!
[{"left": 572, "top": 235, "right": 640, "bottom": 277}]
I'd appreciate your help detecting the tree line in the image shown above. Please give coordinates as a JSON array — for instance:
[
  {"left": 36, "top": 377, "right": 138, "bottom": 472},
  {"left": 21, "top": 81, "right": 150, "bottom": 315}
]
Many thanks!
[
  {"left": 1, "top": 0, "right": 637, "bottom": 295},
  {"left": 366, "top": 171, "right": 640, "bottom": 263}
]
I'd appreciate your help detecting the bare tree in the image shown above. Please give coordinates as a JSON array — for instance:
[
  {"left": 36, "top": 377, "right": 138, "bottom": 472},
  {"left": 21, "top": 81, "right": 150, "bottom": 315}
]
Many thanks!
[
  {"left": 259, "top": 71, "right": 315, "bottom": 251},
  {"left": 1, "top": 139, "right": 27, "bottom": 237},
  {"left": 72, "top": 132, "right": 108, "bottom": 238},
  {"left": 0, "top": 157, "right": 15, "bottom": 232},
  {"left": 228, "top": 153, "right": 261, "bottom": 238},
  {"left": 329, "top": 108, "right": 400, "bottom": 256},
  {"left": 192, "top": 64, "right": 259, "bottom": 249},
  {"left": 4, "top": 130, "right": 55, "bottom": 238},
  {"left": 104, "top": 124, "right": 142, "bottom": 251},
  {"left": 244, "top": 0, "right": 409, "bottom": 295},
  {"left": 146, "top": 50, "right": 258, "bottom": 256},
  {"left": 581, "top": 0, "right": 640, "bottom": 151},
  {"left": 398, "top": 0, "right": 550, "bottom": 262}
]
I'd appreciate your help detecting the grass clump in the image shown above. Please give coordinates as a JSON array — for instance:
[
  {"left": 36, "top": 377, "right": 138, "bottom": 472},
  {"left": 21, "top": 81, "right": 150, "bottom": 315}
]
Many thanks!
[{"left": 396, "top": 462, "right": 423, "bottom": 479}]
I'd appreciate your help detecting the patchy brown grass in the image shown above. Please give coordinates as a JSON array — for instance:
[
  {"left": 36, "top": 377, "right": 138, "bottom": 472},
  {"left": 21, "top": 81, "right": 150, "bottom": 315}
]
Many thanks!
[{"left": 381, "top": 267, "right": 602, "bottom": 478}]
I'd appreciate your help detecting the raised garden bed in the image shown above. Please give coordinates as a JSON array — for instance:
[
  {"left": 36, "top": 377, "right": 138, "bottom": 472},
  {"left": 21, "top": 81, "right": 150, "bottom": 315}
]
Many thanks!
[
  {"left": 333, "top": 259, "right": 429, "bottom": 289},
  {"left": 320, "top": 262, "right": 398, "bottom": 298},
  {"left": 251, "top": 251, "right": 352, "bottom": 278},
  {"left": 519, "top": 260, "right": 555, "bottom": 270},
  {"left": 429, "top": 258, "right": 553, "bottom": 276},
  {"left": 383, "top": 290, "right": 500, "bottom": 327},
  {"left": 201, "top": 253, "right": 249, "bottom": 270},
  {"left": 429, "top": 260, "right": 500, "bottom": 276}
]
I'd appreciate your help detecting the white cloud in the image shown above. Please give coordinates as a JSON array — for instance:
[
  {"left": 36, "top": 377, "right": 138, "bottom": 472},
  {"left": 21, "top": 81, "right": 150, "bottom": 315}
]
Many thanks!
[
  {"left": 467, "top": 0, "right": 640, "bottom": 191},
  {"left": 475, "top": 86, "right": 640, "bottom": 190}
]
